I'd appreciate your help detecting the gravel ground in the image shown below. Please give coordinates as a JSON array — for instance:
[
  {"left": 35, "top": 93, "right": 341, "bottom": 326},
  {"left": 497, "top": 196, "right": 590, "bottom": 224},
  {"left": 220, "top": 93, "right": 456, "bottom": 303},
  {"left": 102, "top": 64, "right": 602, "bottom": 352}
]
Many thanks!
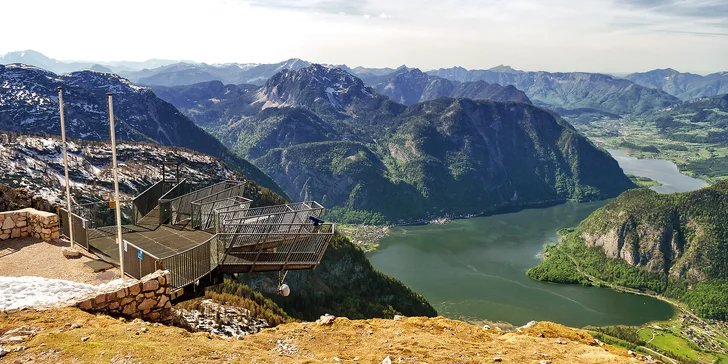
[{"left": 0, "top": 238, "right": 120, "bottom": 284}]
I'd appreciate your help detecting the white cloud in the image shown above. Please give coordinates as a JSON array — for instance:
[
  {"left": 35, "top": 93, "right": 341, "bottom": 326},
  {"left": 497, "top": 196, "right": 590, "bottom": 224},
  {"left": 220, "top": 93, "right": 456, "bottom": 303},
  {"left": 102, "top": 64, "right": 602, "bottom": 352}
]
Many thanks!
[{"left": 0, "top": 0, "right": 725, "bottom": 74}]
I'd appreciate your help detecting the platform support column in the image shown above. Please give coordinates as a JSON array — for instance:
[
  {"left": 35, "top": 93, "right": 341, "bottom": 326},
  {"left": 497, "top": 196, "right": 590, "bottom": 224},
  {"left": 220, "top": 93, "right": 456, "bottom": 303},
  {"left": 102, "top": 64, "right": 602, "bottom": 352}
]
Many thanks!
[
  {"left": 107, "top": 93, "right": 125, "bottom": 275},
  {"left": 58, "top": 87, "right": 74, "bottom": 248}
]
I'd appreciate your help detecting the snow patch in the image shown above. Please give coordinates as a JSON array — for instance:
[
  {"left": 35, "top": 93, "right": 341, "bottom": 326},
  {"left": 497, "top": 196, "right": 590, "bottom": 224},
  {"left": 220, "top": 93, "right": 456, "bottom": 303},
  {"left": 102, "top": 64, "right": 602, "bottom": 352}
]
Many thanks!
[{"left": 0, "top": 276, "right": 128, "bottom": 311}]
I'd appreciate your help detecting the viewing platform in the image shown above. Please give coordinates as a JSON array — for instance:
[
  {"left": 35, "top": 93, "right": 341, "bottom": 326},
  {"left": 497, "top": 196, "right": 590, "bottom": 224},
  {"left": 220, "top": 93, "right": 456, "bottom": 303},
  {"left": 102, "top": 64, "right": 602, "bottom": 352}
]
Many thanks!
[{"left": 59, "top": 171, "right": 334, "bottom": 292}]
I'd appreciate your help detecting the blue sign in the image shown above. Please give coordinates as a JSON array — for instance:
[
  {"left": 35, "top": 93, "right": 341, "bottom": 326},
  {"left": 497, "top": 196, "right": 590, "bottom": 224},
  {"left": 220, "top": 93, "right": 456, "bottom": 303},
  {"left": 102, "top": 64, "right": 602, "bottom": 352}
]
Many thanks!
[{"left": 138, "top": 249, "right": 143, "bottom": 260}]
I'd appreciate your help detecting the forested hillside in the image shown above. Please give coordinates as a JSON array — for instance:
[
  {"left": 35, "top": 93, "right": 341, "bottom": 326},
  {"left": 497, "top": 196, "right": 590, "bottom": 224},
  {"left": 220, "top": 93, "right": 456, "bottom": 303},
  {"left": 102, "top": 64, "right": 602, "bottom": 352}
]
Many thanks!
[
  {"left": 529, "top": 182, "right": 728, "bottom": 320},
  {"left": 156, "top": 65, "right": 636, "bottom": 223}
]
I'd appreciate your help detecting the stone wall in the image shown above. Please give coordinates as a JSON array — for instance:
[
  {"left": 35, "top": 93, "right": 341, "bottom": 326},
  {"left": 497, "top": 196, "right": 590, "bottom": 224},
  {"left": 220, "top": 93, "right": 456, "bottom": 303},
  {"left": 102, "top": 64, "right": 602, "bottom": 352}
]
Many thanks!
[
  {"left": 0, "top": 208, "right": 59, "bottom": 241},
  {"left": 77, "top": 270, "right": 173, "bottom": 323}
]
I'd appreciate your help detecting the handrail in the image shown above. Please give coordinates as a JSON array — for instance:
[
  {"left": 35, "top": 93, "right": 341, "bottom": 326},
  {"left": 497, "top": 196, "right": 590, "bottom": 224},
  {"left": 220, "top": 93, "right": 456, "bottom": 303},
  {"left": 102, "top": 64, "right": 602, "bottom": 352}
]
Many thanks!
[
  {"left": 192, "top": 196, "right": 252, "bottom": 230},
  {"left": 124, "top": 240, "right": 161, "bottom": 260},
  {"left": 122, "top": 240, "right": 160, "bottom": 280},
  {"left": 59, "top": 207, "right": 90, "bottom": 250},
  {"left": 132, "top": 180, "right": 165, "bottom": 224},
  {"left": 157, "top": 234, "right": 218, "bottom": 289}
]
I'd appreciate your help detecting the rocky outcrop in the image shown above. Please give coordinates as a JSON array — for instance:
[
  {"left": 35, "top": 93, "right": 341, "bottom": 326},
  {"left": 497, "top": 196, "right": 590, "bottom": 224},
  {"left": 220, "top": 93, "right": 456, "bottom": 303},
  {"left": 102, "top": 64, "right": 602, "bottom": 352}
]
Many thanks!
[
  {"left": 76, "top": 270, "right": 172, "bottom": 323},
  {"left": 173, "top": 298, "right": 269, "bottom": 339},
  {"left": 0, "top": 185, "right": 53, "bottom": 213},
  {"left": 0, "top": 208, "right": 59, "bottom": 241}
]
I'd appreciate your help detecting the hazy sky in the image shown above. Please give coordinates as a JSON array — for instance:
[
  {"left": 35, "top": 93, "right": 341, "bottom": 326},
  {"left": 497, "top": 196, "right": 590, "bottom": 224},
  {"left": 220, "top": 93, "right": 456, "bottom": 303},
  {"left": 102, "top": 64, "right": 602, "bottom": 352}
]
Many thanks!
[{"left": 2, "top": 0, "right": 726, "bottom": 74}]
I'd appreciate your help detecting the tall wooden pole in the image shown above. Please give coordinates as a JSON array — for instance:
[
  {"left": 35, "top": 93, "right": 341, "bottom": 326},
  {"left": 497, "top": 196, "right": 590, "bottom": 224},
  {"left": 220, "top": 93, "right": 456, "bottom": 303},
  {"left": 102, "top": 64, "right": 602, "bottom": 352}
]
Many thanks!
[
  {"left": 107, "top": 93, "right": 125, "bottom": 275},
  {"left": 58, "top": 87, "right": 74, "bottom": 248}
]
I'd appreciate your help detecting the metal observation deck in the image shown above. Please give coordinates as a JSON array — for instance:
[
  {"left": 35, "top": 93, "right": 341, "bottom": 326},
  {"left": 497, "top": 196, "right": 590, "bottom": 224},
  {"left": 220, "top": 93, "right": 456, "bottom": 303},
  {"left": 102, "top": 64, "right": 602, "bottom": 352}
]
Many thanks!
[{"left": 59, "top": 176, "right": 334, "bottom": 290}]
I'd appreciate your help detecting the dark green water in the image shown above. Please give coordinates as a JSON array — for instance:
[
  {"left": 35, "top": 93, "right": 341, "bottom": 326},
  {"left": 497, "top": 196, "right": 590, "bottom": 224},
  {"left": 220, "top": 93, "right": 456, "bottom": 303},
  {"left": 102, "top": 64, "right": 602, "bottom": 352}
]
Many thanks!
[{"left": 369, "top": 201, "right": 675, "bottom": 327}]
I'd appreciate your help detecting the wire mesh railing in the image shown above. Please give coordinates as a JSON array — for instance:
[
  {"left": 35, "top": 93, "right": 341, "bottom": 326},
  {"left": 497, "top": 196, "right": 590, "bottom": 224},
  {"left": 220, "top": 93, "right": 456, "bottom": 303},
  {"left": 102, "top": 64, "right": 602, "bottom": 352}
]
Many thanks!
[
  {"left": 122, "top": 240, "right": 160, "bottom": 280},
  {"left": 156, "top": 235, "right": 219, "bottom": 289},
  {"left": 218, "top": 223, "right": 335, "bottom": 269},
  {"left": 59, "top": 208, "right": 90, "bottom": 250},
  {"left": 158, "top": 179, "right": 188, "bottom": 225},
  {"left": 215, "top": 201, "right": 324, "bottom": 233},
  {"left": 162, "top": 180, "right": 243, "bottom": 226},
  {"left": 70, "top": 199, "right": 133, "bottom": 231},
  {"left": 132, "top": 180, "right": 166, "bottom": 224},
  {"left": 192, "top": 196, "right": 252, "bottom": 231}
]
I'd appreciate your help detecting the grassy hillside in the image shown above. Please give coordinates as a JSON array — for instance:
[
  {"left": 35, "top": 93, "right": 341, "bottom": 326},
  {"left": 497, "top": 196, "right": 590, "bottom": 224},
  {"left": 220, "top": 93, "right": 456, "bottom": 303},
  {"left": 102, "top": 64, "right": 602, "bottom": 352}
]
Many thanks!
[{"left": 0, "top": 307, "right": 639, "bottom": 363}]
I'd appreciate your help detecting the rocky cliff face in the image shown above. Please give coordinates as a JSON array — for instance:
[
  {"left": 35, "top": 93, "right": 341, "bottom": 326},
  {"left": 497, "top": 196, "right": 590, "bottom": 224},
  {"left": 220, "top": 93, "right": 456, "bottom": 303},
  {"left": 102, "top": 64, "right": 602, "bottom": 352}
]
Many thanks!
[{"left": 577, "top": 183, "right": 728, "bottom": 282}]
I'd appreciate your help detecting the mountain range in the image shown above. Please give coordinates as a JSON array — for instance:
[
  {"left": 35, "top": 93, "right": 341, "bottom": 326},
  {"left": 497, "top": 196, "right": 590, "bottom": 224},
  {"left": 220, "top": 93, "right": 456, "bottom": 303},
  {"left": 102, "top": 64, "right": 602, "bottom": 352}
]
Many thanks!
[
  {"left": 364, "top": 67, "right": 531, "bottom": 106},
  {"left": 153, "top": 64, "right": 637, "bottom": 223},
  {"left": 427, "top": 67, "right": 680, "bottom": 116},
  {"left": 0, "top": 50, "right": 180, "bottom": 75},
  {"left": 626, "top": 68, "right": 728, "bottom": 101},
  {"left": 124, "top": 59, "right": 311, "bottom": 87},
  {"left": 0, "top": 64, "right": 286, "bottom": 198}
]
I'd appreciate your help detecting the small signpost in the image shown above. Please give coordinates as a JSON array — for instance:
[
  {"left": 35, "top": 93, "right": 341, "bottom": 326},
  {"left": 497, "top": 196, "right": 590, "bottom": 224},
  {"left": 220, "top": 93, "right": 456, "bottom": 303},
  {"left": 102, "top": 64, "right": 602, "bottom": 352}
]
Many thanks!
[{"left": 138, "top": 249, "right": 143, "bottom": 260}]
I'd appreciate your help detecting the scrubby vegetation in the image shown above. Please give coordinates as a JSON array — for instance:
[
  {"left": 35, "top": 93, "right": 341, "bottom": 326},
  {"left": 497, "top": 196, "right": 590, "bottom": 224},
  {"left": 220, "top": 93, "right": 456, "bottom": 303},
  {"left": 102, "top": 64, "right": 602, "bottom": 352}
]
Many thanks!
[
  {"left": 235, "top": 232, "right": 438, "bottom": 321},
  {"left": 177, "top": 280, "right": 294, "bottom": 326}
]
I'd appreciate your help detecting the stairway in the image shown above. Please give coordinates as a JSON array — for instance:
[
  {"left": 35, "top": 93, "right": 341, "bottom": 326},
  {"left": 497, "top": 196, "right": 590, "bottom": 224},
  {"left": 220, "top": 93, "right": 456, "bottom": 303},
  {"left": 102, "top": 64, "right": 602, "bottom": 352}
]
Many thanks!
[{"left": 136, "top": 205, "right": 161, "bottom": 230}]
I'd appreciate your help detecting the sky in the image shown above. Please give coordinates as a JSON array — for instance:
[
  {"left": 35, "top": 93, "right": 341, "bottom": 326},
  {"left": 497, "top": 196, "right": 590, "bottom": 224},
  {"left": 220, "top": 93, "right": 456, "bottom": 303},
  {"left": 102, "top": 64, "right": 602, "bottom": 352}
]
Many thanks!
[{"left": 1, "top": 0, "right": 726, "bottom": 74}]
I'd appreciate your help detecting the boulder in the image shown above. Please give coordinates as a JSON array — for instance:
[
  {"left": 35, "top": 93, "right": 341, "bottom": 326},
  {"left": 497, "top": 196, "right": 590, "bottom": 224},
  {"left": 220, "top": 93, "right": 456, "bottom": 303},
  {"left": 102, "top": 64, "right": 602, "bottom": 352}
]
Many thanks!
[
  {"left": 62, "top": 247, "right": 82, "bottom": 258},
  {"left": 316, "top": 314, "right": 336, "bottom": 326}
]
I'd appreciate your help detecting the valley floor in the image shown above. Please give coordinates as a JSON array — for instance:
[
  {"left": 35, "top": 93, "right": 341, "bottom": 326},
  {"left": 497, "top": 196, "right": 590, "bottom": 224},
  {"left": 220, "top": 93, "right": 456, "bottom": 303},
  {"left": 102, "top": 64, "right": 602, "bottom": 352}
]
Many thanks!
[
  {"left": 0, "top": 307, "right": 642, "bottom": 363},
  {"left": 575, "top": 119, "right": 728, "bottom": 183}
]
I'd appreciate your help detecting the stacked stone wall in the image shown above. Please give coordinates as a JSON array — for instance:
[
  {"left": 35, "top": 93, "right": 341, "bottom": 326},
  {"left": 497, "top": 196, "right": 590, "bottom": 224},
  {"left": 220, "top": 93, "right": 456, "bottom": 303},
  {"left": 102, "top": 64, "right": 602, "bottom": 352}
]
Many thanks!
[
  {"left": 77, "top": 270, "right": 173, "bottom": 323},
  {"left": 0, "top": 208, "right": 59, "bottom": 241}
]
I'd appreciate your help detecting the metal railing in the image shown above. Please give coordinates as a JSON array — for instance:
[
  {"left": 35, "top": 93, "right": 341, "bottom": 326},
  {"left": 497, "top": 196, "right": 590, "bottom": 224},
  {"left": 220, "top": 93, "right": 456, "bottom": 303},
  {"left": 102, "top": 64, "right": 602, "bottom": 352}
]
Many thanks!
[
  {"left": 192, "top": 196, "right": 252, "bottom": 231},
  {"left": 161, "top": 180, "right": 242, "bottom": 226},
  {"left": 156, "top": 235, "right": 219, "bottom": 289},
  {"left": 158, "top": 179, "right": 188, "bottom": 225},
  {"left": 71, "top": 199, "right": 133, "bottom": 230},
  {"left": 59, "top": 208, "right": 89, "bottom": 250},
  {"left": 132, "top": 180, "right": 166, "bottom": 224},
  {"left": 218, "top": 223, "right": 335, "bottom": 269},
  {"left": 215, "top": 201, "right": 324, "bottom": 232},
  {"left": 122, "top": 240, "right": 160, "bottom": 280},
  {"left": 190, "top": 181, "right": 248, "bottom": 230}
]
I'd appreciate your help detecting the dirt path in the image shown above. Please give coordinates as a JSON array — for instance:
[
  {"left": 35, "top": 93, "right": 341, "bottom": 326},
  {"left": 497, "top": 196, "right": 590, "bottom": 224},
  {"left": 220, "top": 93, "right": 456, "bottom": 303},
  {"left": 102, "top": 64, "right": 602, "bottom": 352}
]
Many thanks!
[{"left": 0, "top": 237, "right": 120, "bottom": 284}]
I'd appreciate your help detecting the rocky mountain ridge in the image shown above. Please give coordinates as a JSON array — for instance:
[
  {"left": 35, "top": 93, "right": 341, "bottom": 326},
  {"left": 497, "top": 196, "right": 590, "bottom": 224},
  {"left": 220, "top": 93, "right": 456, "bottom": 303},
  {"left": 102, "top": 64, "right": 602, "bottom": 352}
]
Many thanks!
[
  {"left": 626, "top": 68, "right": 728, "bottom": 101},
  {"left": 427, "top": 66, "right": 680, "bottom": 116},
  {"left": 0, "top": 64, "right": 285, "bottom": 197},
  {"left": 155, "top": 65, "right": 637, "bottom": 223},
  {"left": 367, "top": 67, "right": 532, "bottom": 105}
]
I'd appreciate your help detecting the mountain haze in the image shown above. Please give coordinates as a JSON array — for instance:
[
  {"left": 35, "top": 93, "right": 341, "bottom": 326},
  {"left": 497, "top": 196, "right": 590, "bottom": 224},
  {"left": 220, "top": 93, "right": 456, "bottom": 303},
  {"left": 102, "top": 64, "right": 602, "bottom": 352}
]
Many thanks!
[
  {"left": 367, "top": 68, "right": 531, "bottom": 105},
  {"left": 626, "top": 68, "right": 728, "bottom": 101},
  {"left": 428, "top": 66, "right": 680, "bottom": 116}
]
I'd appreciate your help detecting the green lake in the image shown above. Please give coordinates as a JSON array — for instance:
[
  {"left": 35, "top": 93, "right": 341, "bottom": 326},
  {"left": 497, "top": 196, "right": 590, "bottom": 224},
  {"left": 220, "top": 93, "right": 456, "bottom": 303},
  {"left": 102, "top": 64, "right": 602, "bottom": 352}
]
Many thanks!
[{"left": 368, "top": 151, "right": 707, "bottom": 327}]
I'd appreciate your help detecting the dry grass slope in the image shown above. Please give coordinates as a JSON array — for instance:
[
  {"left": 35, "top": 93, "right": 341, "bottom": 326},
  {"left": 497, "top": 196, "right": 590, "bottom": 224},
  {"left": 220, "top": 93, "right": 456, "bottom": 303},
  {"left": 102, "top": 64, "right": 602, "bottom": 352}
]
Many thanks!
[{"left": 0, "top": 307, "right": 640, "bottom": 363}]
